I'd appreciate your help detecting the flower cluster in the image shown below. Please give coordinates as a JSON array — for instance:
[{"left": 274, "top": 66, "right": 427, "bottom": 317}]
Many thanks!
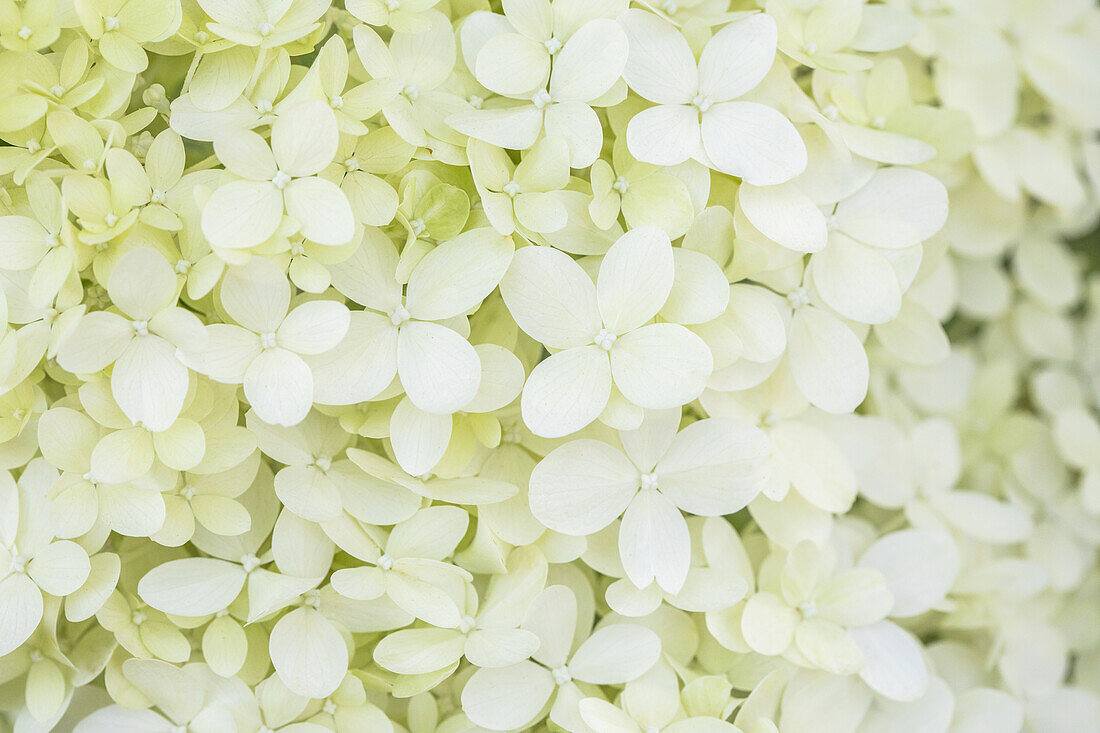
[{"left": 0, "top": 0, "right": 1097, "bottom": 730}]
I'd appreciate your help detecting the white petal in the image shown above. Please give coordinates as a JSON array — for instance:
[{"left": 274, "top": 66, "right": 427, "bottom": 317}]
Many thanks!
[
  {"left": 521, "top": 346, "right": 611, "bottom": 438},
  {"left": 738, "top": 182, "right": 827, "bottom": 253},
  {"left": 597, "top": 226, "right": 675, "bottom": 333},
  {"left": 220, "top": 256, "right": 291, "bottom": 333},
  {"left": 788, "top": 306, "right": 868, "bottom": 414},
  {"left": 464, "top": 344, "right": 525, "bottom": 414},
  {"left": 328, "top": 227, "right": 403, "bottom": 312},
  {"left": 112, "top": 336, "right": 189, "bottom": 433},
  {"left": 0, "top": 574, "right": 42, "bottom": 656},
  {"left": 499, "top": 244, "right": 600, "bottom": 349},
  {"left": 700, "top": 102, "right": 807, "bottom": 185},
  {"left": 270, "top": 607, "right": 348, "bottom": 698},
  {"left": 626, "top": 104, "right": 701, "bottom": 167},
  {"left": 57, "top": 311, "right": 132, "bottom": 374},
  {"left": 835, "top": 168, "right": 948, "bottom": 249},
  {"left": 277, "top": 300, "right": 350, "bottom": 355},
  {"left": 373, "top": 628, "right": 466, "bottom": 674},
  {"left": 406, "top": 228, "right": 514, "bottom": 321},
  {"left": 91, "top": 428, "right": 153, "bottom": 485},
  {"left": 849, "top": 621, "right": 929, "bottom": 702},
  {"left": 397, "top": 321, "right": 481, "bottom": 415},
  {"left": 661, "top": 248, "right": 731, "bottom": 325},
  {"left": 529, "top": 439, "right": 638, "bottom": 535},
  {"left": 771, "top": 420, "right": 857, "bottom": 513},
  {"left": 284, "top": 177, "right": 356, "bottom": 246},
  {"left": 550, "top": 19, "right": 628, "bottom": 103},
  {"left": 389, "top": 398, "right": 452, "bottom": 476},
  {"left": 619, "top": 9, "right": 697, "bottom": 104},
  {"left": 569, "top": 623, "right": 662, "bottom": 684},
  {"left": 475, "top": 33, "right": 550, "bottom": 97},
  {"left": 698, "top": 13, "right": 777, "bottom": 100},
  {"left": 27, "top": 540, "right": 90, "bottom": 596},
  {"left": 859, "top": 529, "right": 959, "bottom": 618},
  {"left": 243, "top": 348, "right": 314, "bottom": 428},
  {"left": 195, "top": 324, "right": 260, "bottom": 382},
  {"left": 307, "top": 311, "right": 398, "bottom": 405},
  {"left": 461, "top": 662, "right": 555, "bottom": 731},
  {"left": 741, "top": 591, "right": 798, "bottom": 655},
  {"left": 201, "top": 179, "right": 283, "bottom": 250},
  {"left": 446, "top": 104, "right": 544, "bottom": 151},
  {"left": 543, "top": 101, "right": 604, "bottom": 168},
  {"left": 137, "top": 558, "right": 246, "bottom": 616},
  {"left": 610, "top": 323, "right": 713, "bottom": 409},
  {"left": 657, "top": 417, "right": 771, "bottom": 515},
  {"left": 271, "top": 100, "right": 339, "bottom": 177},
  {"left": 619, "top": 489, "right": 690, "bottom": 593},
  {"left": 107, "top": 247, "right": 177, "bottom": 320}
]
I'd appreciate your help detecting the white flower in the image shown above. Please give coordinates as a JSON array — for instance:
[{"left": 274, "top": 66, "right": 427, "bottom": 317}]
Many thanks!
[
  {"left": 201, "top": 100, "right": 356, "bottom": 251},
  {"left": 57, "top": 247, "right": 207, "bottom": 431},
  {"left": 529, "top": 408, "right": 770, "bottom": 593},
  {"left": 191, "top": 256, "right": 349, "bottom": 427},
  {"left": 0, "top": 462, "right": 91, "bottom": 657},
  {"left": 449, "top": 14, "right": 628, "bottom": 167},
  {"left": 310, "top": 226, "right": 512, "bottom": 418},
  {"left": 499, "top": 227, "right": 714, "bottom": 437},
  {"left": 461, "top": 585, "right": 662, "bottom": 731},
  {"left": 620, "top": 10, "right": 807, "bottom": 184}
]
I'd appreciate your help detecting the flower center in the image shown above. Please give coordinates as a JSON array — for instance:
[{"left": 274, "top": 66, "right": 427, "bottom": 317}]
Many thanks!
[
  {"left": 322, "top": 700, "right": 337, "bottom": 715},
  {"left": 640, "top": 472, "right": 658, "bottom": 491},
  {"left": 822, "top": 104, "right": 839, "bottom": 120},
  {"left": 303, "top": 589, "right": 321, "bottom": 608},
  {"left": 468, "top": 94, "right": 484, "bottom": 109},
  {"left": 131, "top": 610, "right": 147, "bottom": 626},
  {"left": 377, "top": 554, "right": 395, "bottom": 571},
  {"left": 240, "top": 553, "right": 261, "bottom": 573},
  {"left": 550, "top": 665, "right": 572, "bottom": 685},
  {"left": 257, "top": 21, "right": 274, "bottom": 37},
  {"left": 660, "top": 0, "right": 678, "bottom": 13},
  {"left": 871, "top": 116, "right": 886, "bottom": 129},
  {"left": 385, "top": 0, "right": 400, "bottom": 10},
  {"left": 104, "top": 16, "right": 119, "bottom": 31},
  {"left": 502, "top": 181, "right": 520, "bottom": 198},
  {"left": 151, "top": 189, "right": 166, "bottom": 203},
  {"left": 787, "top": 288, "right": 809, "bottom": 310},
  {"left": 531, "top": 89, "right": 552, "bottom": 109},
  {"left": 329, "top": 95, "right": 343, "bottom": 109},
  {"left": 612, "top": 176, "right": 629, "bottom": 194},
  {"left": 389, "top": 304, "right": 411, "bottom": 327},
  {"left": 8, "top": 554, "right": 28, "bottom": 574},
  {"left": 195, "top": 30, "right": 209, "bottom": 43},
  {"left": 104, "top": 213, "right": 119, "bottom": 227},
  {"left": 132, "top": 320, "right": 149, "bottom": 336},
  {"left": 259, "top": 332, "right": 277, "bottom": 349},
  {"left": 593, "top": 328, "right": 616, "bottom": 350},
  {"left": 313, "top": 454, "right": 332, "bottom": 472},
  {"left": 343, "top": 156, "right": 359, "bottom": 172},
  {"left": 409, "top": 218, "right": 426, "bottom": 237},
  {"left": 458, "top": 615, "right": 476, "bottom": 633},
  {"left": 175, "top": 259, "right": 191, "bottom": 274},
  {"left": 692, "top": 94, "right": 713, "bottom": 113},
  {"left": 26, "top": 139, "right": 41, "bottom": 153},
  {"left": 543, "top": 37, "right": 562, "bottom": 55},
  {"left": 256, "top": 99, "right": 273, "bottom": 114},
  {"left": 803, "top": 42, "right": 817, "bottom": 55},
  {"left": 799, "top": 600, "right": 817, "bottom": 618},
  {"left": 181, "top": 484, "right": 196, "bottom": 500},
  {"left": 18, "top": 26, "right": 32, "bottom": 40},
  {"left": 271, "top": 170, "right": 291, "bottom": 189},
  {"left": 401, "top": 84, "right": 419, "bottom": 101}
]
